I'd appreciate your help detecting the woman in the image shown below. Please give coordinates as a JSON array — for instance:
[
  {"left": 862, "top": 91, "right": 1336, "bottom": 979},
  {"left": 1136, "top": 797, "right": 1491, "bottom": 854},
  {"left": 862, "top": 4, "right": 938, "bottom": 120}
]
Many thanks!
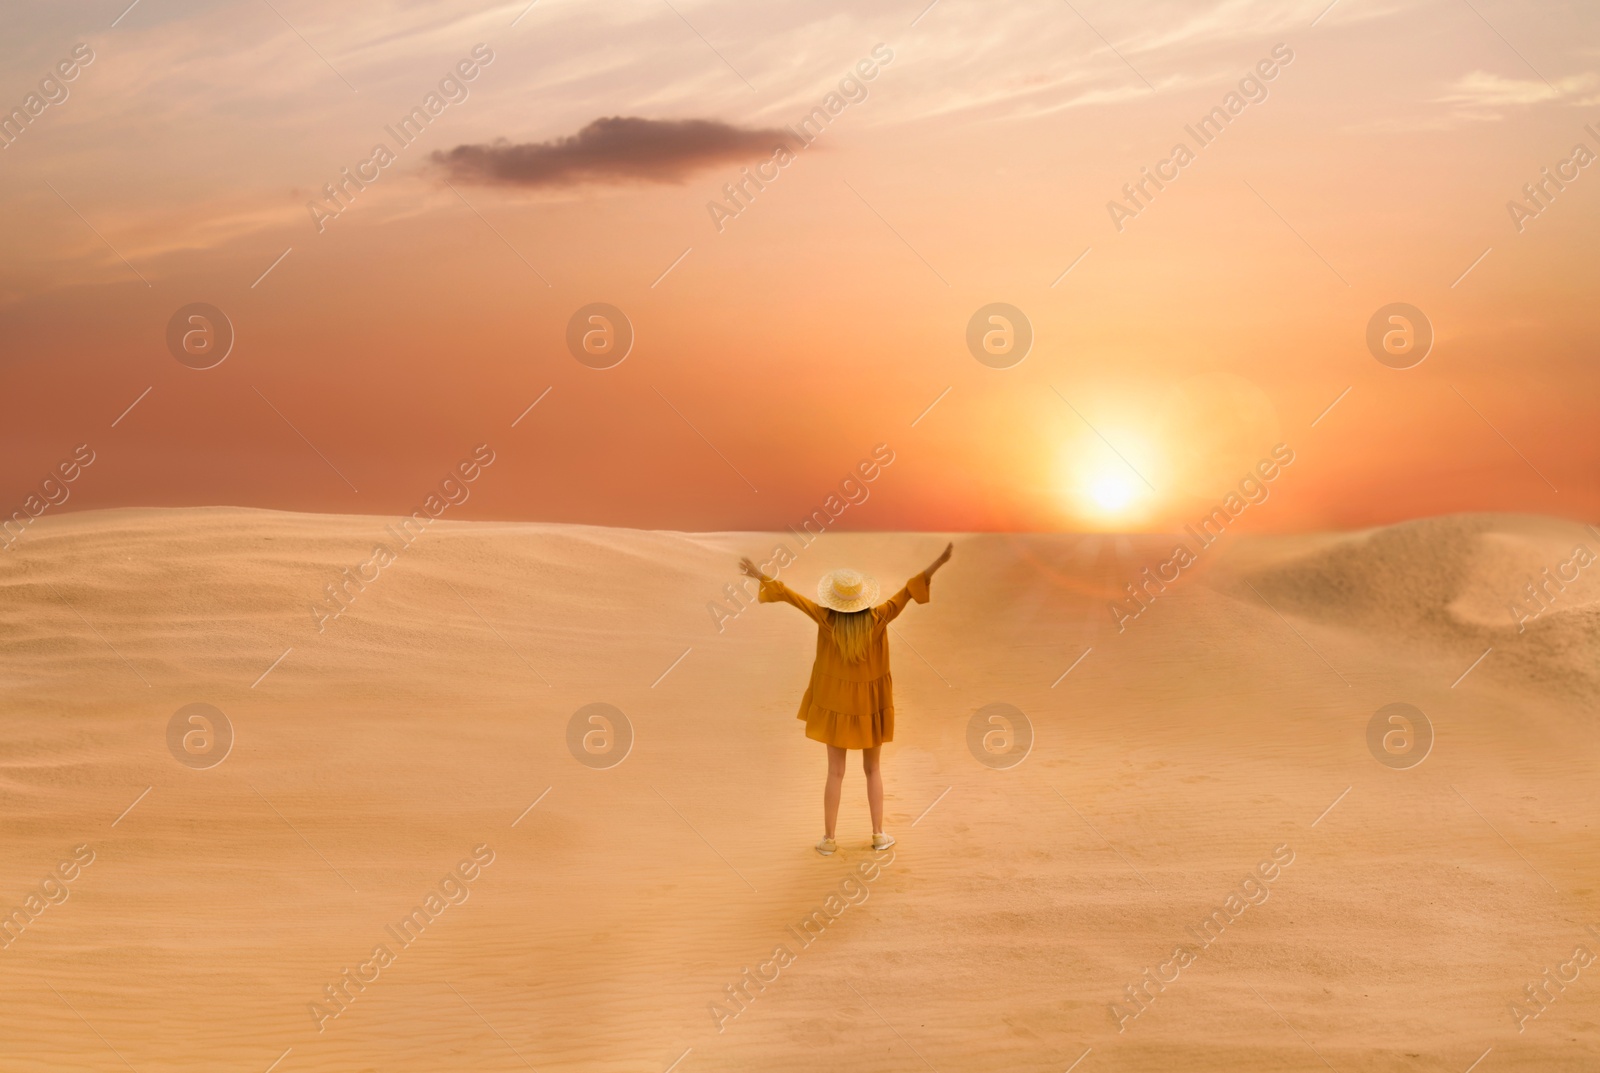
[{"left": 738, "top": 542, "right": 953, "bottom": 855}]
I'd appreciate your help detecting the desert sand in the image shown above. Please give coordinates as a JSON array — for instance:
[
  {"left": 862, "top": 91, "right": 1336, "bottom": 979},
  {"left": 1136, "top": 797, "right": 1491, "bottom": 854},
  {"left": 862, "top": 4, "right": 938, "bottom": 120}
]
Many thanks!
[{"left": 1, "top": 507, "right": 1597, "bottom": 1072}]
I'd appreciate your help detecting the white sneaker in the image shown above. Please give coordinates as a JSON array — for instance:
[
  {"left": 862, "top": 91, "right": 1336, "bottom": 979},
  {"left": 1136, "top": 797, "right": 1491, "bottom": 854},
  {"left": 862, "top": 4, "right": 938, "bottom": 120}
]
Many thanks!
[
  {"left": 872, "top": 832, "right": 895, "bottom": 850},
  {"left": 815, "top": 837, "right": 837, "bottom": 856}
]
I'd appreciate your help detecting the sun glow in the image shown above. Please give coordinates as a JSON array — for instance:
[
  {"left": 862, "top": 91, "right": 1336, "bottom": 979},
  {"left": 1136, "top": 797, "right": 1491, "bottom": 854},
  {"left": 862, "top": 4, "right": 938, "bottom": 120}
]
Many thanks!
[
  {"left": 1055, "top": 374, "right": 1280, "bottom": 530},
  {"left": 1087, "top": 469, "right": 1139, "bottom": 513},
  {"left": 1076, "top": 458, "right": 1150, "bottom": 523},
  {"left": 1061, "top": 432, "right": 1159, "bottom": 529}
]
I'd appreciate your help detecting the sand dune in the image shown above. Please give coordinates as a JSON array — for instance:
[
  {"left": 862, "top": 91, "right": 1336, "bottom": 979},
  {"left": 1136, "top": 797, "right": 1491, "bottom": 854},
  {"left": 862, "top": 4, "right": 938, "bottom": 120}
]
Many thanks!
[
  {"left": 1, "top": 508, "right": 1597, "bottom": 1072},
  {"left": 1236, "top": 514, "right": 1600, "bottom": 698}
]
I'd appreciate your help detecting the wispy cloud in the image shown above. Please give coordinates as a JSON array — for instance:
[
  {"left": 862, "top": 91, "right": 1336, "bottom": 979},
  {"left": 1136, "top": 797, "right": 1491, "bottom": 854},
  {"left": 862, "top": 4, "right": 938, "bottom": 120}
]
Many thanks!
[{"left": 1438, "top": 70, "right": 1600, "bottom": 110}]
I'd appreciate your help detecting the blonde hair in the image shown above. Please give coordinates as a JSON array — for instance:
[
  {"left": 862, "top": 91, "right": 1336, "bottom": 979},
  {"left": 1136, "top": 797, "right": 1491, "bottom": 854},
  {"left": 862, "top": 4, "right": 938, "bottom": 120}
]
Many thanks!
[{"left": 826, "top": 608, "right": 874, "bottom": 663}]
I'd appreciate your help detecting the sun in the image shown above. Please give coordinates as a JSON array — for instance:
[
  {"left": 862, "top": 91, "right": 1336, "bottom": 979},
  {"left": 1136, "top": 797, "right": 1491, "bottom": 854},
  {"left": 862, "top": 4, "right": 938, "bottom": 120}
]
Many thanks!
[
  {"left": 1063, "top": 445, "right": 1156, "bottom": 528},
  {"left": 1087, "top": 469, "right": 1139, "bottom": 513}
]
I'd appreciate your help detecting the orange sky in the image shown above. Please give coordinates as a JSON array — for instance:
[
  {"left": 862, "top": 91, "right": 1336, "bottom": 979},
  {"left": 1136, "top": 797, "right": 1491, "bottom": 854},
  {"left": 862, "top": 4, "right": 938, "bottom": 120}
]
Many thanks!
[{"left": 2, "top": 0, "right": 1595, "bottom": 533}]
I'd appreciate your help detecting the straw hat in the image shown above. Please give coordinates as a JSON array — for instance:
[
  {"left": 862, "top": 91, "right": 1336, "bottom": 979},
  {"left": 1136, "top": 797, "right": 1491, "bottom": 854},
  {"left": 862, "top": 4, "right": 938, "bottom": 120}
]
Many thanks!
[{"left": 817, "top": 568, "right": 880, "bottom": 613}]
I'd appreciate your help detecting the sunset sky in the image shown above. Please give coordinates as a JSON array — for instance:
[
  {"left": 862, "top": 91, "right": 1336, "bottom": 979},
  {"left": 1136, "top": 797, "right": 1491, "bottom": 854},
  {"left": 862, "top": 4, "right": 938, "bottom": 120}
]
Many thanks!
[{"left": 2, "top": 0, "right": 1595, "bottom": 533}]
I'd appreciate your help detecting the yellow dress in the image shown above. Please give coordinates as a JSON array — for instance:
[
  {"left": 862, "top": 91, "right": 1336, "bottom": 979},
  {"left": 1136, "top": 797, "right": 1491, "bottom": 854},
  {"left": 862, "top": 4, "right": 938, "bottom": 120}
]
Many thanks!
[{"left": 758, "top": 572, "right": 932, "bottom": 749}]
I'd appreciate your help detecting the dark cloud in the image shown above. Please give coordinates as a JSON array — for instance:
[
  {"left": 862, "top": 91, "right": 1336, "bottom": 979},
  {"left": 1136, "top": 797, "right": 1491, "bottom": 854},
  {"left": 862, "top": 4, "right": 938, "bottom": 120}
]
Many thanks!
[{"left": 429, "top": 116, "right": 795, "bottom": 187}]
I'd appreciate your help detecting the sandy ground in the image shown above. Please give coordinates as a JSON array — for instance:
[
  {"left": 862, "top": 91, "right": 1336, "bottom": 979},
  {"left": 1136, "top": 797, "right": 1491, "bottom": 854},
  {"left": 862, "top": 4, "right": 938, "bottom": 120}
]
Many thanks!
[{"left": 1, "top": 507, "right": 1597, "bottom": 1072}]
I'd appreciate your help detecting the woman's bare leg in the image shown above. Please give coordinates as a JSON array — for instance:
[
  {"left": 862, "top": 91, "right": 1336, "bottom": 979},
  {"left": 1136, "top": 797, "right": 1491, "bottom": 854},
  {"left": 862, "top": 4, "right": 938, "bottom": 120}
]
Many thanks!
[
  {"left": 824, "top": 745, "right": 847, "bottom": 838},
  {"left": 862, "top": 745, "right": 884, "bottom": 834}
]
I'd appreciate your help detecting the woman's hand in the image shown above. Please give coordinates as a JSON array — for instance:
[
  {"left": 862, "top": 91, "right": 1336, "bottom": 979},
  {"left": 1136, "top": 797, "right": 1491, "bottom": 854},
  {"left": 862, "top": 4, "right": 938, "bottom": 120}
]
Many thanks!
[
  {"left": 925, "top": 541, "right": 953, "bottom": 577},
  {"left": 738, "top": 556, "right": 772, "bottom": 583}
]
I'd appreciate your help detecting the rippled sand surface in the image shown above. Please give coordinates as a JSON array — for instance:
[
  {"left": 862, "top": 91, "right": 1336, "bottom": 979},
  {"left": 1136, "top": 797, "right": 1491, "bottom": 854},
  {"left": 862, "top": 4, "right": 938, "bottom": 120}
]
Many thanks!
[{"left": 2, "top": 508, "right": 1596, "bottom": 1071}]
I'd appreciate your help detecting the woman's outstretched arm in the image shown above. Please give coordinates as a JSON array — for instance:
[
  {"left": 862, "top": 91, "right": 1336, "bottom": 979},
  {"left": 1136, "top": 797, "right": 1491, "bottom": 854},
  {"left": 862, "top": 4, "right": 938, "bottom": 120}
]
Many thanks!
[
  {"left": 876, "top": 541, "right": 953, "bottom": 625},
  {"left": 922, "top": 541, "right": 954, "bottom": 581},
  {"left": 739, "top": 557, "right": 826, "bottom": 624}
]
